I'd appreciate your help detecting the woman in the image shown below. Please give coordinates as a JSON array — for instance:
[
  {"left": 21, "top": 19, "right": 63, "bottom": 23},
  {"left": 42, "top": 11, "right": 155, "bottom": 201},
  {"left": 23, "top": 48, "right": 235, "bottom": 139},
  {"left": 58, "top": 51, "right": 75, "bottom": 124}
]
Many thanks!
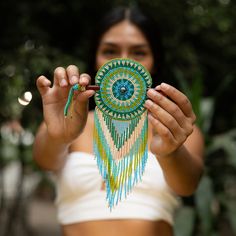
[{"left": 33, "top": 6, "right": 204, "bottom": 236}]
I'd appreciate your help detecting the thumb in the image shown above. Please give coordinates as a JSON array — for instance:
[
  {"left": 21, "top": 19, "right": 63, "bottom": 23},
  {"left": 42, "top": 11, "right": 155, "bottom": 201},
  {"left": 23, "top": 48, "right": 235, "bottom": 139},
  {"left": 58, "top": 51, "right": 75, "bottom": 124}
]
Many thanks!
[
  {"left": 75, "top": 90, "right": 95, "bottom": 113},
  {"left": 36, "top": 76, "right": 51, "bottom": 96}
]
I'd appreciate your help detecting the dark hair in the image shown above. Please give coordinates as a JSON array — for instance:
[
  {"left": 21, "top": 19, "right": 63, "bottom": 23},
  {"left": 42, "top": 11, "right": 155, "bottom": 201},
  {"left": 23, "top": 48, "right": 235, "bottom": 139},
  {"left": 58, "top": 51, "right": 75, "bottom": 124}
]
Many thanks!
[
  {"left": 87, "top": 5, "right": 164, "bottom": 78},
  {"left": 86, "top": 6, "right": 164, "bottom": 109}
]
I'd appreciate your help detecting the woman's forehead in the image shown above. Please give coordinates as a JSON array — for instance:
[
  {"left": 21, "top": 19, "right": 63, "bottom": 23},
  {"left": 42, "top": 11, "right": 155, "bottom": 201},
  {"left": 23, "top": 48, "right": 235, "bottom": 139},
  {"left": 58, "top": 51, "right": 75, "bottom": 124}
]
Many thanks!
[{"left": 100, "top": 21, "right": 149, "bottom": 45}]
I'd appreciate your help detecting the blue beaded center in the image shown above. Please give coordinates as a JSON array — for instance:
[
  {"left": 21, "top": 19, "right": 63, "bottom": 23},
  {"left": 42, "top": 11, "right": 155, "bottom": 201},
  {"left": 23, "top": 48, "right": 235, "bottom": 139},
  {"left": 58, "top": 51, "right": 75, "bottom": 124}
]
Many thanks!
[{"left": 112, "top": 79, "right": 134, "bottom": 101}]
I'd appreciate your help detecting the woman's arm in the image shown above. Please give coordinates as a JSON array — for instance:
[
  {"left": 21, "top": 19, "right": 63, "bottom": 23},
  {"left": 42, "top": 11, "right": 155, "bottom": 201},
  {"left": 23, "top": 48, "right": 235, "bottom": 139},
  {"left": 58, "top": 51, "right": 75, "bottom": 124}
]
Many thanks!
[
  {"left": 155, "top": 125, "right": 204, "bottom": 196},
  {"left": 33, "top": 65, "right": 95, "bottom": 171},
  {"left": 33, "top": 122, "right": 70, "bottom": 171},
  {"left": 145, "top": 83, "right": 204, "bottom": 196}
]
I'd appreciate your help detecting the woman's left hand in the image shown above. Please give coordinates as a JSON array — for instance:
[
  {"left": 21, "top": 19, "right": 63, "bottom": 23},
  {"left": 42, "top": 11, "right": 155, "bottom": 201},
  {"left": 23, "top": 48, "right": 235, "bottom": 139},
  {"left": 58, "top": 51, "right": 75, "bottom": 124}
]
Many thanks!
[{"left": 144, "top": 83, "right": 196, "bottom": 158}]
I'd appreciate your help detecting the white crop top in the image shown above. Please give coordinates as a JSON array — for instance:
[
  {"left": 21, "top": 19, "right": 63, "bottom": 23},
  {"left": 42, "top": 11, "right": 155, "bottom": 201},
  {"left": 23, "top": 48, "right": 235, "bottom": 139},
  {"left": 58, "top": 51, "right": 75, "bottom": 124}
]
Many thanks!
[{"left": 55, "top": 151, "right": 180, "bottom": 225}]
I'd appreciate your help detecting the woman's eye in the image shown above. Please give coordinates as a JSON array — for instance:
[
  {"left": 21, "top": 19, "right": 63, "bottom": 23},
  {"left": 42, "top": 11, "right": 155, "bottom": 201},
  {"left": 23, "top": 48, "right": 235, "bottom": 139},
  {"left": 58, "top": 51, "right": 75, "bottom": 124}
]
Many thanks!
[
  {"left": 133, "top": 51, "right": 147, "bottom": 57},
  {"left": 102, "top": 49, "right": 117, "bottom": 56}
]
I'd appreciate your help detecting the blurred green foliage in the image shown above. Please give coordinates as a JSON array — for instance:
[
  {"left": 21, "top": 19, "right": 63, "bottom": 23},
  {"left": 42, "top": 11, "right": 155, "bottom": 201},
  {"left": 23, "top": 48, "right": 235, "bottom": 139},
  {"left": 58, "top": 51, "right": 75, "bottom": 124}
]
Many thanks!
[{"left": 0, "top": 0, "right": 236, "bottom": 235}]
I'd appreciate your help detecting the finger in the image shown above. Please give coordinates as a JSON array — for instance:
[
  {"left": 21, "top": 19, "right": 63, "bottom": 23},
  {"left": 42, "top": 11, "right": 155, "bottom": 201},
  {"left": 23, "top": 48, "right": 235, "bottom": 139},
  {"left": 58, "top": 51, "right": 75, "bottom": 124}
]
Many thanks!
[
  {"left": 147, "top": 89, "right": 187, "bottom": 127},
  {"left": 76, "top": 90, "right": 95, "bottom": 102},
  {"left": 148, "top": 113, "right": 175, "bottom": 143},
  {"left": 66, "top": 65, "right": 79, "bottom": 85},
  {"left": 79, "top": 73, "right": 92, "bottom": 87},
  {"left": 36, "top": 76, "right": 51, "bottom": 96},
  {"left": 73, "top": 74, "right": 94, "bottom": 113},
  {"left": 145, "top": 99, "right": 183, "bottom": 140},
  {"left": 54, "top": 67, "right": 68, "bottom": 87},
  {"left": 69, "top": 73, "right": 94, "bottom": 118},
  {"left": 73, "top": 90, "right": 95, "bottom": 116},
  {"left": 72, "top": 74, "right": 93, "bottom": 104},
  {"left": 159, "top": 83, "right": 196, "bottom": 121}
]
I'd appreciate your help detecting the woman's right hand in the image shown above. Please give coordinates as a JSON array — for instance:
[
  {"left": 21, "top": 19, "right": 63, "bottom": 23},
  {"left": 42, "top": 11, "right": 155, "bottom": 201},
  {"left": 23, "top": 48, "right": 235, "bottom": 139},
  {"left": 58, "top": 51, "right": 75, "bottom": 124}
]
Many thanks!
[{"left": 36, "top": 65, "right": 95, "bottom": 144}]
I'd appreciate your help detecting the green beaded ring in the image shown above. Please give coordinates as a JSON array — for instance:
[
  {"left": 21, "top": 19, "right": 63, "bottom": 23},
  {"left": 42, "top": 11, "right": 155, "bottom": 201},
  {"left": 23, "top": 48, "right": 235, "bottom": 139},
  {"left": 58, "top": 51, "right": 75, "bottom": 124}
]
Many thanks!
[{"left": 94, "top": 58, "right": 152, "bottom": 120}]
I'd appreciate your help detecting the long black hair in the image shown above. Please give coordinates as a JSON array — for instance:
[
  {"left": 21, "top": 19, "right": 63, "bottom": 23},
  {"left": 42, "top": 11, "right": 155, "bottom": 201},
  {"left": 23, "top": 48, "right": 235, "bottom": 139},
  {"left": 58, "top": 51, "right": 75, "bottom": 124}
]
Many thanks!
[{"left": 85, "top": 5, "right": 164, "bottom": 109}]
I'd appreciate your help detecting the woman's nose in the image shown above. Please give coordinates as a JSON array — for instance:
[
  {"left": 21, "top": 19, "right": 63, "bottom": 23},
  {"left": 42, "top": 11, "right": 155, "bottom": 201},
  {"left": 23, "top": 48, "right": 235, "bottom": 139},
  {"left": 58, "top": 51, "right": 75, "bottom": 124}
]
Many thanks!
[{"left": 121, "top": 51, "right": 129, "bottom": 58}]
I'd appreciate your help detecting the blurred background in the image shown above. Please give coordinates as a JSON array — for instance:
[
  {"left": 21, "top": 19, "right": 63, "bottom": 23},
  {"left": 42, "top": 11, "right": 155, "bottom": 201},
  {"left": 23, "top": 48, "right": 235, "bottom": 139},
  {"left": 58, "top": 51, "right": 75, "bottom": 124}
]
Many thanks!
[{"left": 0, "top": 0, "right": 235, "bottom": 235}]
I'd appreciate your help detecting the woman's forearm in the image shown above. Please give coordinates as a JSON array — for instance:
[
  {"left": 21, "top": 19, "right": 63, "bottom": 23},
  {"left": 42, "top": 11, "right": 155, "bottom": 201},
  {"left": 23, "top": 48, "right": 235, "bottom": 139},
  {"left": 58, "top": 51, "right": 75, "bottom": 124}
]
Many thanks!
[
  {"left": 156, "top": 144, "right": 204, "bottom": 196},
  {"left": 33, "top": 122, "right": 70, "bottom": 171}
]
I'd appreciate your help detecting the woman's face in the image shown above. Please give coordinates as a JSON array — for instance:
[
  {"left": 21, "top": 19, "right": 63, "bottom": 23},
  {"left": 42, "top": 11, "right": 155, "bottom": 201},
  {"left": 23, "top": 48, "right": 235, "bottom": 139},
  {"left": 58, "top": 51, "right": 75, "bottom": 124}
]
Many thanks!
[{"left": 96, "top": 20, "right": 154, "bottom": 73}]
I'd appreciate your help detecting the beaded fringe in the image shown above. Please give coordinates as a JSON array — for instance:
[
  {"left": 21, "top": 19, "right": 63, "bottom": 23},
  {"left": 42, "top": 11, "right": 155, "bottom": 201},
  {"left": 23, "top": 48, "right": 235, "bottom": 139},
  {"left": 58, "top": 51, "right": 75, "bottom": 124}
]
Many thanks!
[{"left": 94, "top": 107, "right": 148, "bottom": 210}]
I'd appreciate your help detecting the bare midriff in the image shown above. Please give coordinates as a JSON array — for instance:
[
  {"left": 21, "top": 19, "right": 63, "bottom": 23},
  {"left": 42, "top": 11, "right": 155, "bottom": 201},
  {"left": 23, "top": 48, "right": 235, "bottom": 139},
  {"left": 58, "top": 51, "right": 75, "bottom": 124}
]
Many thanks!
[{"left": 62, "top": 220, "right": 173, "bottom": 236}]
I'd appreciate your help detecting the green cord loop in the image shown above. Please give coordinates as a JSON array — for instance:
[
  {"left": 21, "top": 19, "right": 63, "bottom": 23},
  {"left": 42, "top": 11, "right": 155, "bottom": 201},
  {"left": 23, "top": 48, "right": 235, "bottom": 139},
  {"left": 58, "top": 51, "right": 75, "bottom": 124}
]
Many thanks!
[{"left": 64, "top": 84, "right": 82, "bottom": 117}]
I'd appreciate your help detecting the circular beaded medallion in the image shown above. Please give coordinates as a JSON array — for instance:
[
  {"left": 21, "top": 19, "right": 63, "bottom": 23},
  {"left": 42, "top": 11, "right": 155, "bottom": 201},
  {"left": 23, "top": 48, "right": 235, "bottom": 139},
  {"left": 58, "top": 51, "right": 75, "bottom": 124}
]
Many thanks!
[{"left": 94, "top": 58, "right": 152, "bottom": 120}]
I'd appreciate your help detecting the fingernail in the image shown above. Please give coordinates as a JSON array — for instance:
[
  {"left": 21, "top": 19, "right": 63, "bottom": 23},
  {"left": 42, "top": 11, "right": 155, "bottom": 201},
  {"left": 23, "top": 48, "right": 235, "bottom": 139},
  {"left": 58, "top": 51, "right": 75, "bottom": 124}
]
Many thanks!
[
  {"left": 161, "top": 83, "right": 169, "bottom": 89},
  {"left": 155, "top": 85, "right": 161, "bottom": 91},
  {"left": 43, "top": 79, "right": 51, "bottom": 86},
  {"left": 155, "top": 92, "right": 161, "bottom": 98},
  {"left": 60, "top": 78, "right": 68, "bottom": 87},
  {"left": 149, "top": 89, "right": 156, "bottom": 95},
  {"left": 71, "top": 75, "right": 79, "bottom": 84},
  {"left": 144, "top": 99, "right": 152, "bottom": 108},
  {"left": 148, "top": 89, "right": 160, "bottom": 98},
  {"left": 80, "top": 76, "right": 87, "bottom": 84}
]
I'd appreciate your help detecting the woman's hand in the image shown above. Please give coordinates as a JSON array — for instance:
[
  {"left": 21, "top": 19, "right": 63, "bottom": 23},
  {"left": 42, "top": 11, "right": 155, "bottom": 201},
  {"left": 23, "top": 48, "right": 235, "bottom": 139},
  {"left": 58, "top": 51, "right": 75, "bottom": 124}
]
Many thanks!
[
  {"left": 36, "top": 65, "right": 95, "bottom": 144},
  {"left": 145, "top": 83, "right": 196, "bottom": 158}
]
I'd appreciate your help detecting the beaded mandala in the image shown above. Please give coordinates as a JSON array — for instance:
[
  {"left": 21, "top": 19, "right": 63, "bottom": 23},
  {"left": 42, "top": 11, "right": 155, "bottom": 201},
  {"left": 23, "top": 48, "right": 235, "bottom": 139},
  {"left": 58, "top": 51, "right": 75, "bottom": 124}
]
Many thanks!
[{"left": 64, "top": 58, "right": 152, "bottom": 209}]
